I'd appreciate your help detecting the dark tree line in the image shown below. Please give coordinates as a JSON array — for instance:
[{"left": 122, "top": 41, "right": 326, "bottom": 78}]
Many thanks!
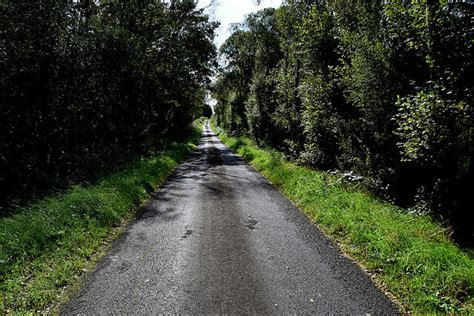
[
  {"left": 0, "top": 0, "right": 217, "bottom": 212},
  {"left": 213, "top": 0, "right": 473, "bottom": 244}
]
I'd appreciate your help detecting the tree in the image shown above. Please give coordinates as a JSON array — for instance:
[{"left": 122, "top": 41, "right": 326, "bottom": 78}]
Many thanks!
[
  {"left": 0, "top": 0, "right": 217, "bottom": 212},
  {"left": 213, "top": 1, "right": 473, "bottom": 244}
]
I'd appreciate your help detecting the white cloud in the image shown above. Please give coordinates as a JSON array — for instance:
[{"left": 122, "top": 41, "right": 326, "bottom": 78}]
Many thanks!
[{"left": 197, "top": 0, "right": 282, "bottom": 49}]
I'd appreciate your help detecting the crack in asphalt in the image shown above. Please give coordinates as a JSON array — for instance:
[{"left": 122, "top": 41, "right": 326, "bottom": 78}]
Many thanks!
[{"left": 61, "top": 121, "right": 400, "bottom": 314}]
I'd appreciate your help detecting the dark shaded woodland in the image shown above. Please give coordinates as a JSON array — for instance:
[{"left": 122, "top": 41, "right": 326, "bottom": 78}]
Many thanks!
[{"left": 0, "top": 0, "right": 217, "bottom": 211}]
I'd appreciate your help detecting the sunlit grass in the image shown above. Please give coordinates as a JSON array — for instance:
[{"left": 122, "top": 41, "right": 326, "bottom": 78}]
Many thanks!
[
  {"left": 0, "top": 119, "right": 205, "bottom": 313},
  {"left": 212, "top": 120, "right": 473, "bottom": 313}
]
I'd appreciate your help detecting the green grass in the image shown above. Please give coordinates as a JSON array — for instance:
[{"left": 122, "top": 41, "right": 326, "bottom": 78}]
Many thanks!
[
  {"left": 211, "top": 120, "right": 473, "bottom": 313},
  {"left": 0, "top": 119, "right": 205, "bottom": 313}
]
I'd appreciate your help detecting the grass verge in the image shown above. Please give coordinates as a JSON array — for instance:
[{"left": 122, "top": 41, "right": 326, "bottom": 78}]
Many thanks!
[
  {"left": 0, "top": 119, "right": 205, "bottom": 313},
  {"left": 211, "top": 120, "right": 473, "bottom": 313}
]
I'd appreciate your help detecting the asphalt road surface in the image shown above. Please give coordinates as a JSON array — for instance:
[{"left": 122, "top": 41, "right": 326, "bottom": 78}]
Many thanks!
[{"left": 62, "top": 121, "right": 399, "bottom": 314}]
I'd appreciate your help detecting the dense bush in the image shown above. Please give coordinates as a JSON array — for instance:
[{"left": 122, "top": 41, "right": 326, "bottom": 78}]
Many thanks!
[
  {"left": 0, "top": 0, "right": 217, "bottom": 212},
  {"left": 212, "top": 0, "right": 473, "bottom": 245}
]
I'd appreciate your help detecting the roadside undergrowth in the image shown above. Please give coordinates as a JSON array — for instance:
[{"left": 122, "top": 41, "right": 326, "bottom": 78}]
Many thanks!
[
  {"left": 0, "top": 118, "right": 205, "bottom": 313},
  {"left": 211, "top": 120, "right": 473, "bottom": 314}
]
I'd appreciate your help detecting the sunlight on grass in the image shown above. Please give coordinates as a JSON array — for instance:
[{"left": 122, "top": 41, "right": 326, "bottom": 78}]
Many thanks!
[
  {"left": 212, "top": 120, "right": 473, "bottom": 313},
  {"left": 0, "top": 119, "right": 205, "bottom": 313}
]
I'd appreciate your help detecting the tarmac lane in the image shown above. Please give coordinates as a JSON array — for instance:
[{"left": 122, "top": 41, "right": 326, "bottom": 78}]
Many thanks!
[{"left": 61, "top": 121, "right": 399, "bottom": 314}]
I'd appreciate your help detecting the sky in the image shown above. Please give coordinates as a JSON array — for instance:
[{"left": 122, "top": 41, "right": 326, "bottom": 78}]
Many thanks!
[{"left": 197, "top": 0, "right": 283, "bottom": 49}]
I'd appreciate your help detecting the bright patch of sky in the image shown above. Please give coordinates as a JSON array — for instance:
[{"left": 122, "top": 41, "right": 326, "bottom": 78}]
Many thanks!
[{"left": 197, "top": 0, "right": 282, "bottom": 49}]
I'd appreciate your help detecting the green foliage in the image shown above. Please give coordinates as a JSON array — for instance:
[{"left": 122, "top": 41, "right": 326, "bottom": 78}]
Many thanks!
[
  {"left": 395, "top": 88, "right": 470, "bottom": 165},
  {"left": 245, "top": 9, "right": 282, "bottom": 145},
  {"left": 213, "top": 1, "right": 473, "bottom": 244},
  {"left": 0, "top": 121, "right": 203, "bottom": 313},
  {"left": 213, "top": 28, "right": 256, "bottom": 133},
  {"left": 213, "top": 125, "right": 473, "bottom": 313},
  {"left": 0, "top": 0, "right": 217, "bottom": 211},
  {"left": 393, "top": 87, "right": 473, "bottom": 226}
]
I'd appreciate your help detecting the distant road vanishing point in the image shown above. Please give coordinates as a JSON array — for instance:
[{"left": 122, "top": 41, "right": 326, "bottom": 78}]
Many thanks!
[{"left": 62, "top": 121, "right": 399, "bottom": 314}]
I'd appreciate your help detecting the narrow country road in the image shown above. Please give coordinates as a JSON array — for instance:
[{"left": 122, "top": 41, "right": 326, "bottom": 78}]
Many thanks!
[{"left": 62, "top": 122, "right": 399, "bottom": 314}]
